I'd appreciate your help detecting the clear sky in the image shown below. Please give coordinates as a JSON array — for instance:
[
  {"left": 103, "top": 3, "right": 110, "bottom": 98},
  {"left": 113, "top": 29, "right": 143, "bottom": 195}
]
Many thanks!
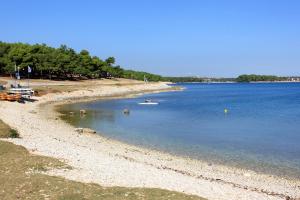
[{"left": 1, "top": 0, "right": 299, "bottom": 77}]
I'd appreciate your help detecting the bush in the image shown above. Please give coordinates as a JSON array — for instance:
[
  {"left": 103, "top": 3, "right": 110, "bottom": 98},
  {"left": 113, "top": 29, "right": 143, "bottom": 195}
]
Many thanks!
[{"left": 9, "top": 129, "right": 19, "bottom": 138}]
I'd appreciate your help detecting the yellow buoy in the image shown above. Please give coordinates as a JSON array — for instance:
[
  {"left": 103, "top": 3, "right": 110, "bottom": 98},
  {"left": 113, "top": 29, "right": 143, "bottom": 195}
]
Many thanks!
[{"left": 224, "top": 108, "right": 228, "bottom": 114}]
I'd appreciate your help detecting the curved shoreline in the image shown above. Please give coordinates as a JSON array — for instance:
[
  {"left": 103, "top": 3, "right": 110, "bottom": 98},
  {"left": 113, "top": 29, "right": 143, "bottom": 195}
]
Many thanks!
[
  {"left": 0, "top": 81, "right": 299, "bottom": 200},
  {"left": 57, "top": 97, "right": 300, "bottom": 181}
]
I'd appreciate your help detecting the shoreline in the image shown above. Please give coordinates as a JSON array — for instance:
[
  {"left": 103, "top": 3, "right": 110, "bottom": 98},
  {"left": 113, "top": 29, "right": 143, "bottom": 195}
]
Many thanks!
[
  {"left": 0, "top": 80, "right": 299, "bottom": 200},
  {"left": 57, "top": 100, "right": 300, "bottom": 181}
]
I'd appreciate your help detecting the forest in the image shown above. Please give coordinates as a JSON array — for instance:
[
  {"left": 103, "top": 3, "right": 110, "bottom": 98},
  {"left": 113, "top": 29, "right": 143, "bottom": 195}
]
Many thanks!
[
  {"left": 0, "top": 42, "right": 164, "bottom": 81},
  {"left": 1, "top": 42, "right": 291, "bottom": 83}
]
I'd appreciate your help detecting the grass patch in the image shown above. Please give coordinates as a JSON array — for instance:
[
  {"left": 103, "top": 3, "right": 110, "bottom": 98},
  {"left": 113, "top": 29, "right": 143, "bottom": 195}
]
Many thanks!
[
  {"left": 0, "top": 120, "right": 11, "bottom": 138},
  {"left": 0, "top": 120, "right": 19, "bottom": 138},
  {"left": 0, "top": 120, "right": 206, "bottom": 200},
  {"left": 8, "top": 129, "right": 19, "bottom": 138}
]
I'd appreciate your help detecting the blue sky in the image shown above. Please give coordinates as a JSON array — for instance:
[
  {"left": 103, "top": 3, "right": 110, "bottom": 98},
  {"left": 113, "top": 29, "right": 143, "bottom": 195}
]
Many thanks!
[{"left": 1, "top": 0, "right": 299, "bottom": 77}]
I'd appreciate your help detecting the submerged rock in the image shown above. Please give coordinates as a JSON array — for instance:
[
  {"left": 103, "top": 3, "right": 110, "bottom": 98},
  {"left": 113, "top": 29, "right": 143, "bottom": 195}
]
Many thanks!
[
  {"left": 80, "top": 109, "right": 87, "bottom": 114},
  {"left": 123, "top": 109, "right": 130, "bottom": 115},
  {"left": 75, "top": 128, "right": 83, "bottom": 134}
]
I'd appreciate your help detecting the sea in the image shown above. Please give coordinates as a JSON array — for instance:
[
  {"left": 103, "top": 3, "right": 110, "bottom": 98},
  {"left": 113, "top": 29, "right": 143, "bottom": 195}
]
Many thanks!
[{"left": 59, "top": 83, "right": 300, "bottom": 179}]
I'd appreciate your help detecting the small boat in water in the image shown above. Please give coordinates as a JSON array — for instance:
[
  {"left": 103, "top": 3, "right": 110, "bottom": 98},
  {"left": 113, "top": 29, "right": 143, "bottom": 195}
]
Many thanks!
[{"left": 138, "top": 99, "right": 159, "bottom": 105}]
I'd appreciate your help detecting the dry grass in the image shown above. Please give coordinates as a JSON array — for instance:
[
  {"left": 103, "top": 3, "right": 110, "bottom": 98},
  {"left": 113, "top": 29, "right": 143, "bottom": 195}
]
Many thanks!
[
  {"left": 33, "top": 85, "right": 80, "bottom": 96},
  {"left": 0, "top": 120, "right": 12, "bottom": 137},
  {"left": 0, "top": 120, "right": 205, "bottom": 200},
  {"left": 29, "top": 78, "right": 146, "bottom": 96}
]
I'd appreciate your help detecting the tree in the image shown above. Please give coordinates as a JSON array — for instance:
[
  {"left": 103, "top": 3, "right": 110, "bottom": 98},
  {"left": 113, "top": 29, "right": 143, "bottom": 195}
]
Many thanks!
[
  {"left": 105, "top": 57, "right": 115, "bottom": 66},
  {"left": 0, "top": 42, "right": 166, "bottom": 81}
]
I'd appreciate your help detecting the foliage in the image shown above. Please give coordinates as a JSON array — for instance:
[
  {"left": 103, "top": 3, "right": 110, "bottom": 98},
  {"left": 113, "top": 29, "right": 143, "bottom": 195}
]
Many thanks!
[
  {"left": 0, "top": 41, "right": 165, "bottom": 81},
  {"left": 236, "top": 74, "right": 285, "bottom": 82},
  {"left": 9, "top": 129, "right": 19, "bottom": 138},
  {"left": 123, "top": 70, "right": 163, "bottom": 81},
  {"left": 163, "top": 77, "right": 204, "bottom": 82},
  {"left": 2, "top": 42, "right": 289, "bottom": 84},
  {"left": 0, "top": 41, "right": 234, "bottom": 83}
]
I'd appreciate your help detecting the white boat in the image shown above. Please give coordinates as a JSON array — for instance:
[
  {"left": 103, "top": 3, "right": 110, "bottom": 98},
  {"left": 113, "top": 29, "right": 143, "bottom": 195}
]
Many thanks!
[
  {"left": 138, "top": 102, "right": 159, "bottom": 105},
  {"left": 138, "top": 99, "right": 159, "bottom": 105},
  {"left": 8, "top": 88, "right": 34, "bottom": 99}
]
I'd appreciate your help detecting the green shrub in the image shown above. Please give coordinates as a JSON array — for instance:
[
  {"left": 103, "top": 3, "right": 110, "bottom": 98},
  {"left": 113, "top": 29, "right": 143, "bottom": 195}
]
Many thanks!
[{"left": 9, "top": 129, "right": 19, "bottom": 138}]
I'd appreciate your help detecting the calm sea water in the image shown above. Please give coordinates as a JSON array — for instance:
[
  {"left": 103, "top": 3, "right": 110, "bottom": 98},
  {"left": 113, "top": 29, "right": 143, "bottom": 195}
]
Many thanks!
[{"left": 60, "top": 83, "right": 300, "bottom": 178}]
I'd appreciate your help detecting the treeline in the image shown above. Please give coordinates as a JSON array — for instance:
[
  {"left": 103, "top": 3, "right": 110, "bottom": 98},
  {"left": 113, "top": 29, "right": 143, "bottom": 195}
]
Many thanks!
[
  {"left": 163, "top": 77, "right": 204, "bottom": 82},
  {"left": 0, "top": 42, "right": 292, "bottom": 83},
  {"left": 236, "top": 74, "right": 285, "bottom": 82},
  {"left": 165, "top": 75, "right": 288, "bottom": 83},
  {"left": 0, "top": 41, "right": 163, "bottom": 81}
]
